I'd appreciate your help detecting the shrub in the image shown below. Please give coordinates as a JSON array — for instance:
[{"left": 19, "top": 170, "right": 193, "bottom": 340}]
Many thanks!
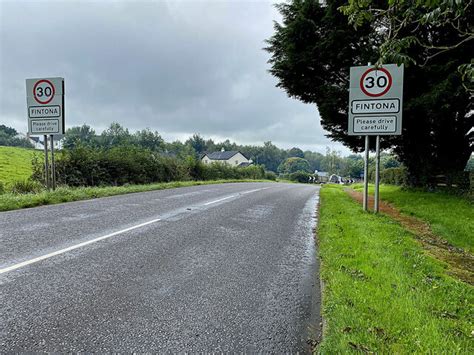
[
  {"left": 380, "top": 167, "right": 407, "bottom": 186},
  {"left": 0, "top": 181, "right": 5, "bottom": 195},
  {"left": 264, "top": 171, "right": 277, "bottom": 181},
  {"left": 9, "top": 180, "right": 44, "bottom": 194},
  {"left": 289, "top": 170, "right": 311, "bottom": 183},
  {"left": 31, "top": 146, "right": 266, "bottom": 187}
]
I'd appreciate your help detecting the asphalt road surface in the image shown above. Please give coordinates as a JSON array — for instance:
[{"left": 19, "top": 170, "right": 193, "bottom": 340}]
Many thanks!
[{"left": 1, "top": 182, "right": 321, "bottom": 352}]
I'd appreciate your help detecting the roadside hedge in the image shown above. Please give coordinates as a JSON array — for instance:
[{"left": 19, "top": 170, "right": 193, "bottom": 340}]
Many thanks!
[
  {"left": 32, "top": 146, "right": 266, "bottom": 187},
  {"left": 380, "top": 167, "right": 407, "bottom": 186}
]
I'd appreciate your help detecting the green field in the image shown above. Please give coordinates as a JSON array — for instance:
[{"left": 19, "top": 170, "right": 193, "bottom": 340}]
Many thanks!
[
  {"left": 317, "top": 185, "right": 473, "bottom": 353},
  {"left": 0, "top": 146, "right": 41, "bottom": 185},
  {"left": 353, "top": 184, "right": 473, "bottom": 253}
]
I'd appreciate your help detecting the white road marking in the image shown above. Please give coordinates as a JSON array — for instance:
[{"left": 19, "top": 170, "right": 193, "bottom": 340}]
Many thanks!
[
  {"left": 1, "top": 185, "right": 275, "bottom": 275},
  {"left": 203, "top": 187, "right": 272, "bottom": 206},
  {"left": 203, "top": 195, "right": 237, "bottom": 206},
  {"left": 0, "top": 218, "right": 161, "bottom": 275},
  {"left": 240, "top": 187, "right": 272, "bottom": 195}
]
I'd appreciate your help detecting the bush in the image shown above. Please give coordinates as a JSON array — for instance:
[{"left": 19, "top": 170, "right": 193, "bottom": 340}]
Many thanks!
[
  {"left": 9, "top": 180, "right": 44, "bottom": 194},
  {"left": 380, "top": 167, "right": 407, "bottom": 186},
  {"left": 289, "top": 170, "right": 311, "bottom": 183},
  {"left": 265, "top": 171, "right": 277, "bottom": 181},
  {"left": 31, "top": 146, "right": 267, "bottom": 187},
  {"left": 0, "top": 181, "right": 5, "bottom": 195}
]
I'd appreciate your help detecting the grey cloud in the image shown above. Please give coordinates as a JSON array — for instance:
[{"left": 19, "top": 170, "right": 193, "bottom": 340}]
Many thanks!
[{"left": 0, "top": 0, "right": 350, "bottom": 154}]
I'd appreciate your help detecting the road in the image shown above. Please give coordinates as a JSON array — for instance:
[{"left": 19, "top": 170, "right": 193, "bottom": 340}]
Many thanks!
[{"left": 0, "top": 182, "right": 321, "bottom": 352}]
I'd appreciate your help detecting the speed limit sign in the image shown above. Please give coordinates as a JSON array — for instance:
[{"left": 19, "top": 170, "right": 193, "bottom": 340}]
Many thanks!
[
  {"left": 360, "top": 67, "right": 392, "bottom": 97},
  {"left": 33, "top": 79, "right": 56, "bottom": 104},
  {"left": 348, "top": 64, "right": 403, "bottom": 136},
  {"left": 26, "top": 77, "right": 65, "bottom": 135}
]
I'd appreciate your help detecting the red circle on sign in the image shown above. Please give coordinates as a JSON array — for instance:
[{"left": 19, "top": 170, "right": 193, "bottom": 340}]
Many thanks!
[
  {"left": 360, "top": 67, "right": 392, "bottom": 97},
  {"left": 33, "top": 79, "right": 55, "bottom": 104}
]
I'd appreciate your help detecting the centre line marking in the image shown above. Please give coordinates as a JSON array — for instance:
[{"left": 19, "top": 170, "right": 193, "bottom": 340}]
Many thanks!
[
  {"left": 0, "top": 218, "right": 161, "bottom": 275},
  {"left": 203, "top": 195, "right": 237, "bottom": 206}
]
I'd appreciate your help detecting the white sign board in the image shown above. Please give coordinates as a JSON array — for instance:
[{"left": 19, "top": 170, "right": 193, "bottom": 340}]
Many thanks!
[
  {"left": 348, "top": 64, "right": 403, "bottom": 135},
  {"left": 26, "top": 77, "right": 65, "bottom": 135}
]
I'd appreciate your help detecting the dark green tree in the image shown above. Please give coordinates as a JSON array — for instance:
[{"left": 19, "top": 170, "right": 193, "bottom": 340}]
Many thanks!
[
  {"left": 0, "top": 125, "right": 17, "bottom": 137},
  {"left": 288, "top": 147, "right": 305, "bottom": 158},
  {"left": 63, "top": 124, "right": 97, "bottom": 149},
  {"left": 100, "top": 122, "right": 132, "bottom": 147},
  {"left": 304, "top": 150, "right": 324, "bottom": 172},
  {"left": 265, "top": 0, "right": 472, "bottom": 186},
  {"left": 185, "top": 134, "right": 207, "bottom": 155},
  {"left": 278, "top": 157, "right": 311, "bottom": 174},
  {"left": 134, "top": 129, "right": 165, "bottom": 152}
]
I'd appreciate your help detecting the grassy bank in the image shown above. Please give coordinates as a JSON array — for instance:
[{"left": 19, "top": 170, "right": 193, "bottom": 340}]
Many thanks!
[
  {"left": 352, "top": 184, "right": 473, "bottom": 253},
  {"left": 317, "top": 185, "right": 473, "bottom": 353},
  {"left": 0, "top": 179, "right": 271, "bottom": 212},
  {"left": 0, "top": 146, "right": 40, "bottom": 184}
]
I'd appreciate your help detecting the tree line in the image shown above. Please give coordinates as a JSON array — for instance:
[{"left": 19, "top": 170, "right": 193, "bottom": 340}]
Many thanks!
[{"left": 60, "top": 122, "right": 403, "bottom": 178}]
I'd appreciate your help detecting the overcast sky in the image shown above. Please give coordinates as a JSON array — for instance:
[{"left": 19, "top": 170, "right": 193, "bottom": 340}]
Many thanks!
[{"left": 0, "top": 0, "right": 351, "bottom": 154}]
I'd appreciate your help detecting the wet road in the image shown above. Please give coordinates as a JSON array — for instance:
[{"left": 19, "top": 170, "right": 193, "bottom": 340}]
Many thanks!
[{"left": 0, "top": 182, "right": 321, "bottom": 352}]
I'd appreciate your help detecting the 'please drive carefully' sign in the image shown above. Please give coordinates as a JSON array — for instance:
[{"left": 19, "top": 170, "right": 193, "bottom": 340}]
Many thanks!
[
  {"left": 348, "top": 64, "right": 403, "bottom": 135},
  {"left": 26, "top": 77, "right": 65, "bottom": 135}
]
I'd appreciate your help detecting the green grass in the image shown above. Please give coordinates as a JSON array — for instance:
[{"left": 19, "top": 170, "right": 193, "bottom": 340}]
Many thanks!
[
  {"left": 0, "top": 146, "right": 41, "bottom": 185},
  {"left": 0, "top": 179, "right": 272, "bottom": 212},
  {"left": 317, "top": 185, "right": 473, "bottom": 353},
  {"left": 352, "top": 184, "right": 473, "bottom": 253}
]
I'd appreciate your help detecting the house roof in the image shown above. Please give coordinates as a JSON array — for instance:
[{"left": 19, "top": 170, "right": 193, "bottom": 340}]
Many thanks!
[
  {"left": 238, "top": 162, "right": 252, "bottom": 167},
  {"left": 29, "top": 136, "right": 41, "bottom": 143},
  {"left": 205, "top": 151, "right": 247, "bottom": 160}
]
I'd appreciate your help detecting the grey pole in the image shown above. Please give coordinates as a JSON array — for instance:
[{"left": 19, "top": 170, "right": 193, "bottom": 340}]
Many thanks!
[
  {"left": 363, "top": 135, "right": 369, "bottom": 211},
  {"left": 362, "top": 61, "right": 372, "bottom": 212},
  {"left": 43, "top": 134, "right": 50, "bottom": 189},
  {"left": 374, "top": 135, "right": 380, "bottom": 213},
  {"left": 50, "top": 134, "right": 56, "bottom": 190}
]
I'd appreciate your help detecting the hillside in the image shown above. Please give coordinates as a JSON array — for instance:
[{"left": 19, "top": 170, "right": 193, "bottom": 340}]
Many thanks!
[{"left": 0, "top": 146, "right": 41, "bottom": 184}]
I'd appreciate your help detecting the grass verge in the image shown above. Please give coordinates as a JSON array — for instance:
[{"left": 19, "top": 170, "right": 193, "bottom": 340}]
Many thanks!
[
  {"left": 317, "top": 185, "right": 473, "bottom": 353},
  {"left": 0, "top": 179, "right": 272, "bottom": 212},
  {"left": 0, "top": 146, "right": 41, "bottom": 185},
  {"left": 352, "top": 184, "right": 473, "bottom": 254}
]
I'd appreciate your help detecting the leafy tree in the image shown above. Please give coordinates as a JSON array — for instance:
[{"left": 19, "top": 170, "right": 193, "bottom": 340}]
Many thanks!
[
  {"left": 101, "top": 122, "right": 132, "bottom": 147},
  {"left": 257, "top": 141, "right": 286, "bottom": 172},
  {"left": 321, "top": 148, "right": 346, "bottom": 175},
  {"left": 304, "top": 150, "right": 324, "bottom": 172},
  {"left": 185, "top": 134, "right": 207, "bottom": 155},
  {"left": 0, "top": 125, "right": 17, "bottom": 137},
  {"left": 63, "top": 124, "right": 97, "bottom": 149},
  {"left": 165, "top": 140, "right": 196, "bottom": 160},
  {"left": 265, "top": 0, "right": 472, "bottom": 186},
  {"left": 380, "top": 153, "right": 401, "bottom": 169},
  {"left": 342, "top": 154, "right": 364, "bottom": 178},
  {"left": 278, "top": 157, "right": 311, "bottom": 174},
  {"left": 0, "top": 125, "right": 33, "bottom": 148},
  {"left": 288, "top": 147, "right": 304, "bottom": 158},
  {"left": 134, "top": 129, "right": 165, "bottom": 152},
  {"left": 214, "top": 139, "right": 239, "bottom": 152},
  {"left": 339, "top": 0, "right": 473, "bottom": 91}
]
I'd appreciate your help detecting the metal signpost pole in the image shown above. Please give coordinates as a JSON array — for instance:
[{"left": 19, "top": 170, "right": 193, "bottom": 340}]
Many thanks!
[
  {"left": 363, "top": 135, "right": 369, "bottom": 211},
  {"left": 362, "top": 62, "right": 372, "bottom": 212},
  {"left": 348, "top": 63, "right": 403, "bottom": 212},
  {"left": 50, "top": 134, "right": 56, "bottom": 190},
  {"left": 43, "top": 134, "right": 50, "bottom": 189},
  {"left": 374, "top": 135, "right": 380, "bottom": 213}
]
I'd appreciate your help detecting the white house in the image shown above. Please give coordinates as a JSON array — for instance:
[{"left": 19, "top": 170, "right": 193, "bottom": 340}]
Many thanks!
[
  {"left": 16, "top": 133, "right": 63, "bottom": 150},
  {"left": 201, "top": 149, "right": 251, "bottom": 167}
]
